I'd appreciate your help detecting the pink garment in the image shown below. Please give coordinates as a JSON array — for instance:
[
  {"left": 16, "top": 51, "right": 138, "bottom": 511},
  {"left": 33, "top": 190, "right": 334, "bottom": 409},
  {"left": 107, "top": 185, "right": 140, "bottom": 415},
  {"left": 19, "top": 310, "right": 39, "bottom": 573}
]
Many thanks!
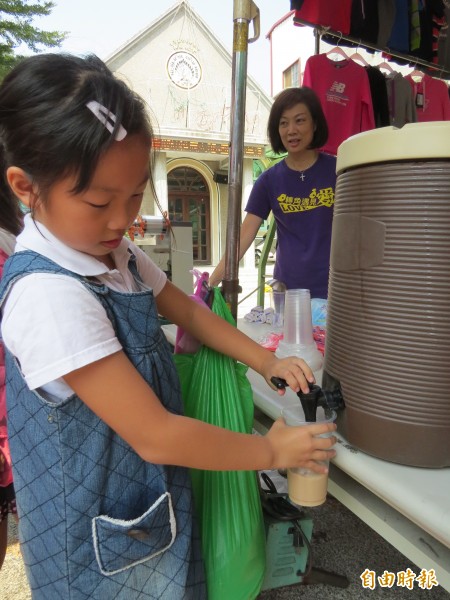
[
  {"left": 174, "top": 270, "right": 210, "bottom": 354},
  {"left": 405, "top": 74, "right": 450, "bottom": 122},
  {"left": 303, "top": 54, "right": 375, "bottom": 156},
  {"left": 0, "top": 248, "right": 13, "bottom": 488},
  {"left": 294, "top": 0, "right": 352, "bottom": 34}
]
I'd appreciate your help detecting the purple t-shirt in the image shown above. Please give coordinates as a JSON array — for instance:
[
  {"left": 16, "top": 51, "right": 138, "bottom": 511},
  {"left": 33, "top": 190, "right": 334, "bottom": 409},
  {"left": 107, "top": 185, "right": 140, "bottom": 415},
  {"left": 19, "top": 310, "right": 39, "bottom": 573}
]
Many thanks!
[{"left": 245, "top": 153, "right": 336, "bottom": 298}]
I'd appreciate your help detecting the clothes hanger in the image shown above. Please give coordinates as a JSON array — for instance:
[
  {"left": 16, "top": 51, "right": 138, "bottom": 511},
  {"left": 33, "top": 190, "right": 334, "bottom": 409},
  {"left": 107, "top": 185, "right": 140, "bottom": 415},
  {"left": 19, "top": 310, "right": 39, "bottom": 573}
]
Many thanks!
[
  {"left": 408, "top": 65, "right": 425, "bottom": 82},
  {"left": 377, "top": 60, "right": 395, "bottom": 74},
  {"left": 325, "top": 31, "right": 348, "bottom": 62},
  {"left": 348, "top": 43, "right": 370, "bottom": 67}
]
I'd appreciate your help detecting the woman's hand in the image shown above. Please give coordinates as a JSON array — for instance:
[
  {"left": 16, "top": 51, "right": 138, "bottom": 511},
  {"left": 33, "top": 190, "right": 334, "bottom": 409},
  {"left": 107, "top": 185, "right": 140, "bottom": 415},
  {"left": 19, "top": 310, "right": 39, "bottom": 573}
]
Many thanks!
[
  {"left": 261, "top": 354, "right": 315, "bottom": 395},
  {"left": 266, "top": 417, "right": 337, "bottom": 472}
]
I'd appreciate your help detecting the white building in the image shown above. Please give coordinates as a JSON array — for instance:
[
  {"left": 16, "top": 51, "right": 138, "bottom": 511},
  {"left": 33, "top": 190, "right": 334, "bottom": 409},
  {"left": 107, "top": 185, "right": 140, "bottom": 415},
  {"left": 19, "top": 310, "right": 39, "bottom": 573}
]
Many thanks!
[{"left": 106, "top": 0, "right": 273, "bottom": 271}]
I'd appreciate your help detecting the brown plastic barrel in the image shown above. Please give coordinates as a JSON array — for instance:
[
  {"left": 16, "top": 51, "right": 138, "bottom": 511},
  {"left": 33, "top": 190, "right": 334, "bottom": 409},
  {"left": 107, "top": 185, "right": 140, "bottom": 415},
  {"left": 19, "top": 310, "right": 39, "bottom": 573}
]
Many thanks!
[{"left": 323, "top": 123, "right": 450, "bottom": 467}]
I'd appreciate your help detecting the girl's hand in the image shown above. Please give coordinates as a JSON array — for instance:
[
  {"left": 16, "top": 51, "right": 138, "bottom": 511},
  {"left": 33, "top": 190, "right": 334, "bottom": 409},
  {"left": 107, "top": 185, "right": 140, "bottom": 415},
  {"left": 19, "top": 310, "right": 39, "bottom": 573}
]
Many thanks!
[
  {"left": 262, "top": 354, "right": 314, "bottom": 395},
  {"left": 266, "top": 417, "right": 337, "bottom": 472}
]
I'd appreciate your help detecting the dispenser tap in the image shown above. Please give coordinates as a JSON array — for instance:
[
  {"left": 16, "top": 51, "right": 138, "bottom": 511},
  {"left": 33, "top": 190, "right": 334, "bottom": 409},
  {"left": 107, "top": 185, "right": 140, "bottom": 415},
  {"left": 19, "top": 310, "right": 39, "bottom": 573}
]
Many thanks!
[{"left": 270, "top": 377, "right": 345, "bottom": 422}]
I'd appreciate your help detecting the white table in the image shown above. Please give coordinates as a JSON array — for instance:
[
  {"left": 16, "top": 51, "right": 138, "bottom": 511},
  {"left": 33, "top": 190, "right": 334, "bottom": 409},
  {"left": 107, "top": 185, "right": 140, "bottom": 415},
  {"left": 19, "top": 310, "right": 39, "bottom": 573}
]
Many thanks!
[{"left": 163, "top": 320, "right": 450, "bottom": 591}]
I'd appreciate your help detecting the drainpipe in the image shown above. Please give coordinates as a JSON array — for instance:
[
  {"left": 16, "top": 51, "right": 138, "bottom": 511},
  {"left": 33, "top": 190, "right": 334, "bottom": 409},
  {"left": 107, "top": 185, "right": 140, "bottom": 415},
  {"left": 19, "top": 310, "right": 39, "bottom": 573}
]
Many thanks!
[{"left": 222, "top": 0, "right": 260, "bottom": 320}]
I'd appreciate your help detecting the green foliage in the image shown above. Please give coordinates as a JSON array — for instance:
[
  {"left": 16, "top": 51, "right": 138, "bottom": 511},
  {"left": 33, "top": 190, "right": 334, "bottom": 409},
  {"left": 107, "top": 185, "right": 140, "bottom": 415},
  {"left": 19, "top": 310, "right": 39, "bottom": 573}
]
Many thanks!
[
  {"left": 253, "top": 145, "right": 287, "bottom": 181},
  {"left": 0, "top": 1, "right": 66, "bottom": 78}
]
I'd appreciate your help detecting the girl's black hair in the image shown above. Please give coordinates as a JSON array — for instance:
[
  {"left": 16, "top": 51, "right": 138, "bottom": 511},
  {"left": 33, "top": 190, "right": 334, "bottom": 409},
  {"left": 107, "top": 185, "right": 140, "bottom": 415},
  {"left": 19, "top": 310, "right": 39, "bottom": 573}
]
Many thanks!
[
  {"left": 0, "top": 53, "right": 154, "bottom": 206},
  {"left": 267, "top": 86, "right": 329, "bottom": 153}
]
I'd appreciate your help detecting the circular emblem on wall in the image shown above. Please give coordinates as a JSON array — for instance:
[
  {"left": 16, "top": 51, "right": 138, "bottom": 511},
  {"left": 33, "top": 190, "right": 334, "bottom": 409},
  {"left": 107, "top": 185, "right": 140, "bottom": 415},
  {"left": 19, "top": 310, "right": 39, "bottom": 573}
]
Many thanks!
[{"left": 167, "top": 51, "right": 202, "bottom": 89}]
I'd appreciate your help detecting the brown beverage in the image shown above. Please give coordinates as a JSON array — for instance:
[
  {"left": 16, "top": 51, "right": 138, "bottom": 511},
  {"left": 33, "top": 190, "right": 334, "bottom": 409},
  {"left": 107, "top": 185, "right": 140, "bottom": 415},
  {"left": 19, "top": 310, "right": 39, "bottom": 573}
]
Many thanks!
[
  {"left": 287, "top": 466, "right": 328, "bottom": 507},
  {"left": 282, "top": 405, "right": 336, "bottom": 507}
]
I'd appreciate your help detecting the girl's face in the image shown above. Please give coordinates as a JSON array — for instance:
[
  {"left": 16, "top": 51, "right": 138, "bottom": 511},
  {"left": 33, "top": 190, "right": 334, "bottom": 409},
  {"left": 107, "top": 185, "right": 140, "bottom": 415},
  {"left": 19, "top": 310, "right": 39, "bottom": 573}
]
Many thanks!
[
  {"left": 278, "top": 102, "right": 315, "bottom": 156},
  {"left": 32, "top": 134, "right": 150, "bottom": 267}
]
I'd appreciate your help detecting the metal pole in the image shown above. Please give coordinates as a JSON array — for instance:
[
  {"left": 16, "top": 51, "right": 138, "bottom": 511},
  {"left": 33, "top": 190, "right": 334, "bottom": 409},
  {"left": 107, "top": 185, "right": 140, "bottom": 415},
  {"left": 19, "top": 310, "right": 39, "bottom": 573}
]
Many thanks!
[
  {"left": 314, "top": 27, "right": 321, "bottom": 55},
  {"left": 222, "top": 0, "right": 260, "bottom": 320}
]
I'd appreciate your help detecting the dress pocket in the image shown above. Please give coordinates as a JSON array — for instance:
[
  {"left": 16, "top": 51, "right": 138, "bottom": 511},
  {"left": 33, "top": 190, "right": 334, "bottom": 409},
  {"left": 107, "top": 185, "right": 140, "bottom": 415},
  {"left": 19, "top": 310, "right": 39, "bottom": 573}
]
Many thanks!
[{"left": 92, "top": 492, "right": 176, "bottom": 576}]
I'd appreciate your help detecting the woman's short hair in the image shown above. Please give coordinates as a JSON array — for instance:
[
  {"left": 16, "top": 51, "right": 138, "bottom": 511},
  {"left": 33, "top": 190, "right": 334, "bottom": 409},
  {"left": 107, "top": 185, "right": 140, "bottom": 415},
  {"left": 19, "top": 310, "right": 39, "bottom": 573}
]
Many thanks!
[{"left": 267, "top": 87, "right": 329, "bottom": 153}]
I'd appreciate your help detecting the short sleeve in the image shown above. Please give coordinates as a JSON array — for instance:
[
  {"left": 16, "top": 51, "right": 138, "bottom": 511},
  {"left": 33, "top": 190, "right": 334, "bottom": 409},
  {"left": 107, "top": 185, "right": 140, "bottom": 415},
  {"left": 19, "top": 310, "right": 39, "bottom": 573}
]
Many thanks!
[
  {"left": 1, "top": 274, "right": 122, "bottom": 390},
  {"left": 244, "top": 170, "right": 272, "bottom": 220}
]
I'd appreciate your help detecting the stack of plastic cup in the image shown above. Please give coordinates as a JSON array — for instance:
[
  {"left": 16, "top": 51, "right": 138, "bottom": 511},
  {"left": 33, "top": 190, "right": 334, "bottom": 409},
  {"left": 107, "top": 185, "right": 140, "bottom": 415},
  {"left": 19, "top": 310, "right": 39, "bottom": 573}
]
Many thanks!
[
  {"left": 283, "top": 289, "right": 314, "bottom": 346},
  {"left": 276, "top": 289, "right": 323, "bottom": 377},
  {"left": 270, "top": 280, "right": 286, "bottom": 329}
]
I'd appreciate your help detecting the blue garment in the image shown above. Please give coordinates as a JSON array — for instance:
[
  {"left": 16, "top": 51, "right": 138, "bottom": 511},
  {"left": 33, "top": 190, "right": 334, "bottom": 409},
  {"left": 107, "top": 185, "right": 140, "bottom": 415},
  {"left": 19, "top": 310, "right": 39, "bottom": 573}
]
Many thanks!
[
  {"left": 0, "top": 250, "right": 206, "bottom": 599},
  {"left": 387, "top": 0, "right": 410, "bottom": 52}
]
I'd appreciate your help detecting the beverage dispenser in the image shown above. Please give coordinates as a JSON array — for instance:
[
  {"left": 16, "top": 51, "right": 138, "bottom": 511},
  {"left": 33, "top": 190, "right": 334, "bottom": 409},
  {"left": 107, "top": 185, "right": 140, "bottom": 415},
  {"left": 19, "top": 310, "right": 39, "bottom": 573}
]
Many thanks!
[{"left": 323, "top": 122, "right": 450, "bottom": 468}]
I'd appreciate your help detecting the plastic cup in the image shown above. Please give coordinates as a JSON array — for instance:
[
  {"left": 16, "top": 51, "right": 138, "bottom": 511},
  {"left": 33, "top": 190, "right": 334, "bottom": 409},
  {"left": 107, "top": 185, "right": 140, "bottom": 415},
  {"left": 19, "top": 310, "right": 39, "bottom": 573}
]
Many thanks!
[
  {"left": 282, "top": 405, "right": 336, "bottom": 507},
  {"left": 270, "top": 290, "right": 285, "bottom": 329},
  {"left": 283, "top": 289, "right": 314, "bottom": 346}
]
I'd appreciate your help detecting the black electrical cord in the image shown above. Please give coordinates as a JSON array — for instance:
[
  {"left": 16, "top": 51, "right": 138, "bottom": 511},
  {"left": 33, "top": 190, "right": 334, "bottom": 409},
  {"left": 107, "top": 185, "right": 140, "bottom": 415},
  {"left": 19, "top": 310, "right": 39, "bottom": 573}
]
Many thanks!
[{"left": 259, "top": 472, "right": 313, "bottom": 579}]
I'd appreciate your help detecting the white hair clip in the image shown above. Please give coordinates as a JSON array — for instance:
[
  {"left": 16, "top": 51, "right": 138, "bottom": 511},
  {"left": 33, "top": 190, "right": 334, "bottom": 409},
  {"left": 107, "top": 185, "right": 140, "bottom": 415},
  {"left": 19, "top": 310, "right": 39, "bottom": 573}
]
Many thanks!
[{"left": 86, "top": 100, "right": 127, "bottom": 141}]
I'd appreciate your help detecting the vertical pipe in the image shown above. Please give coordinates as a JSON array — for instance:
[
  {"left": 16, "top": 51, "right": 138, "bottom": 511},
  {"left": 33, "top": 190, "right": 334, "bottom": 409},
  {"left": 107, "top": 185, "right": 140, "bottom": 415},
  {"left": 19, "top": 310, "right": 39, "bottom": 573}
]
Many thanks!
[
  {"left": 314, "top": 27, "right": 321, "bottom": 55},
  {"left": 222, "top": 0, "right": 260, "bottom": 320}
]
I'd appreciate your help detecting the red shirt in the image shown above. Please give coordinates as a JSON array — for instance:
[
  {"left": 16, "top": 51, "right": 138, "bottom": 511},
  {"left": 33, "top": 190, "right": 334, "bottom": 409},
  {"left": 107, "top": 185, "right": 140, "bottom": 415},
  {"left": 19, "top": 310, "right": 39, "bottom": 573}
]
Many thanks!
[
  {"left": 294, "top": 0, "right": 353, "bottom": 34},
  {"left": 303, "top": 54, "right": 375, "bottom": 155},
  {"left": 405, "top": 74, "right": 450, "bottom": 122}
]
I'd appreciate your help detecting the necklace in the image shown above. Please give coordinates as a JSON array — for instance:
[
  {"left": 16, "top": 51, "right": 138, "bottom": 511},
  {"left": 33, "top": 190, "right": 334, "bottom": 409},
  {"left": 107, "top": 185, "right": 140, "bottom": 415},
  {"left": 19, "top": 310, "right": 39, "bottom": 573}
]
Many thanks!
[{"left": 286, "top": 153, "right": 319, "bottom": 181}]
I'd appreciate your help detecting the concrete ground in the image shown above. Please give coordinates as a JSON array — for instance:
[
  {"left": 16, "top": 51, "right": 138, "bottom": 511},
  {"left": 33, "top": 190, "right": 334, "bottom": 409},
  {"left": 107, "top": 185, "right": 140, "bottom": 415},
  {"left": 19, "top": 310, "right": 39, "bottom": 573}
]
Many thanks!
[
  {"left": 1, "top": 519, "right": 30, "bottom": 600},
  {"left": 2, "top": 263, "right": 449, "bottom": 599}
]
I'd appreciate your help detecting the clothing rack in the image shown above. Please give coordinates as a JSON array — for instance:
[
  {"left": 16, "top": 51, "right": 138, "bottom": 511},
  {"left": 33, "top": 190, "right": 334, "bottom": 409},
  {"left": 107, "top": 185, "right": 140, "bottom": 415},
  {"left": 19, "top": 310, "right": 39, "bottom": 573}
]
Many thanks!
[{"left": 293, "top": 17, "right": 450, "bottom": 81}]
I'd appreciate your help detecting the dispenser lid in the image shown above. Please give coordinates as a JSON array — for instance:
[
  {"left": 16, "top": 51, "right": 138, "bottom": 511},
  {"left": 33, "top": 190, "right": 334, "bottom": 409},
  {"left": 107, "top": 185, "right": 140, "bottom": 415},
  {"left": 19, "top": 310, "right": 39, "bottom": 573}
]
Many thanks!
[{"left": 336, "top": 121, "right": 450, "bottom": 174}]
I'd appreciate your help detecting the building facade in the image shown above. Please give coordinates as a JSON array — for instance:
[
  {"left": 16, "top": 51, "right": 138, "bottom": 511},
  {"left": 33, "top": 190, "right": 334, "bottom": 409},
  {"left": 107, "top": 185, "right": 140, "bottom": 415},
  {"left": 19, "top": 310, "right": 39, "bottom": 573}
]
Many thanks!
[{"left": 106, "top": 0, "right": 273, "bottom": 269}]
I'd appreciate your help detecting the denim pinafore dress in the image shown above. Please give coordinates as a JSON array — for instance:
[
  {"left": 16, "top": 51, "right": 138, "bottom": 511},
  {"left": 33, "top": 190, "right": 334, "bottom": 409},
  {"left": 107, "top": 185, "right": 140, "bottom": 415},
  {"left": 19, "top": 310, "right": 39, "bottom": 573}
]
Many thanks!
[{"left": 0, "top": 250, "right": 206, "bottom": 599}]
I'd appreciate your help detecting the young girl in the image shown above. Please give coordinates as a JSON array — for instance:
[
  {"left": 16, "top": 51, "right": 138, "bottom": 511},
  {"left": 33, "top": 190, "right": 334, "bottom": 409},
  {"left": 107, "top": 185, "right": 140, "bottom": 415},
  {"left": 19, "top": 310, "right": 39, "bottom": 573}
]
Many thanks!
[
  {"left": 0, "top": 54, "right": 336, "bottom": 599},
  {"left": 0, "top": 192, "right": 22, "bottom": 569}
]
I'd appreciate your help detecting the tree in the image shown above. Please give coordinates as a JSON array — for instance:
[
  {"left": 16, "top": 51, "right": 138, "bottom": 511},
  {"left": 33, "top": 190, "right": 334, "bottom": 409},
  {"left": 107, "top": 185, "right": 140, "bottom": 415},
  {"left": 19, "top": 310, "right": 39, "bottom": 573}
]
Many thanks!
[{"left": 0, "top": 0, "right": 65, "bottom": 79}]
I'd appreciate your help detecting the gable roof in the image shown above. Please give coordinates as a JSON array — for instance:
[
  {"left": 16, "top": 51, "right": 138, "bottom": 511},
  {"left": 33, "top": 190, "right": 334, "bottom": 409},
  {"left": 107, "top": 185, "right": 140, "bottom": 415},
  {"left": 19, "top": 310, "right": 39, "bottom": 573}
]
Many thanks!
[{"left": 106, "top": 0, "right": 272, "bottom": 146}]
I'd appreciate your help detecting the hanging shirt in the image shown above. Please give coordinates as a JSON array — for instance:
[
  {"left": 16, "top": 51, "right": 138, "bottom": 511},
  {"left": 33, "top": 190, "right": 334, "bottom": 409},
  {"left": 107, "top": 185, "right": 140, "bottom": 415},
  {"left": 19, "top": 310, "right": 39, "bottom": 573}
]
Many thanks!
[
  {"left": 303, "top": 54, "right": 375, "bottom": 155},
  {"left": 405, "top": 73, "right": 450, "bottom": 121},
  {"left": 410, "top": 0, "right": 422, "bottom": 52},
  {"left": 365, "top": 66, "right": 391, "bottom": 127},
  {"left": 437, "top": 4, "right": 450, "bottom": 69},
  {"left": 377, "top": 0, "right": 397, "bottom": 47},
  {"left": 293, "top": 0, "right": 353, "bottom": 34},
  {"left": 410, "top": 0, "right": 446, "bottom": 62},
  {"left": 350, "top": 0, "right": 380, "bottom": 44},
  {"left": 387, "top": 0, "right": 411, "bottom": 52},
  {"left": 385, "top": 71, "right": 417, "bottom": 126}
]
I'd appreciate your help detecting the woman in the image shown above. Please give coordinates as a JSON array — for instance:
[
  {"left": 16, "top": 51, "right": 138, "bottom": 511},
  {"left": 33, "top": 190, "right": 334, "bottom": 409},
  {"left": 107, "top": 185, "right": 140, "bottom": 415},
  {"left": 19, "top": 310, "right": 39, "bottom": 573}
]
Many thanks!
[{"left": 210, "top": 87, "right": 336, "bottom": 299}]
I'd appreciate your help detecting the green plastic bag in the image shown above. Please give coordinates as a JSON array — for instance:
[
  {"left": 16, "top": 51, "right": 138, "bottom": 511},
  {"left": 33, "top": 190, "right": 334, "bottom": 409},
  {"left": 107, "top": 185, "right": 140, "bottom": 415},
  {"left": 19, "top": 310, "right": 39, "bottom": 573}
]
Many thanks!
[{"left": 173, "top": 288, "right": 266, "bottom": 600}]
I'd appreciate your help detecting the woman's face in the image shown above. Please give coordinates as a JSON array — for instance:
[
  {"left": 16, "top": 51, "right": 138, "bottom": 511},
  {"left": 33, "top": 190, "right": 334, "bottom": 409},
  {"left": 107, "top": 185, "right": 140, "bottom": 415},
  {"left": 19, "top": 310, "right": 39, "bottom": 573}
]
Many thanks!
[{"left": 278, "top": 102, "right": 315, "bottom": 156}]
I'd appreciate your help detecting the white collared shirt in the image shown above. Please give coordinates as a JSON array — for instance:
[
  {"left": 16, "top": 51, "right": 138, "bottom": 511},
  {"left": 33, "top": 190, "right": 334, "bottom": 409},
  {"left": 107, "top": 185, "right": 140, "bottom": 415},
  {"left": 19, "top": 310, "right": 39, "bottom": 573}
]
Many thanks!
[{"left": 1, "top": 214, "right": 167, "bottom": 400}]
